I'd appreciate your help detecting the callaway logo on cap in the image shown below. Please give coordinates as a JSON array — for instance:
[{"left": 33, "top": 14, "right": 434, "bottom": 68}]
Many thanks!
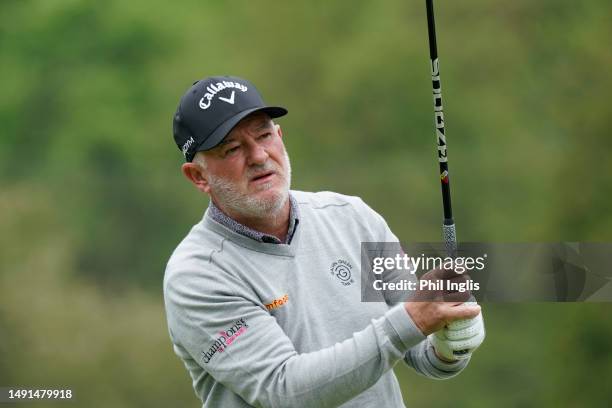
[{"left": 172, "top": 75, "right": 288, "bottom": 162}]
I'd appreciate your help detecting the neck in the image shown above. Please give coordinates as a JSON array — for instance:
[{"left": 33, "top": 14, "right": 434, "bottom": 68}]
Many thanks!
[{"left": 214, "top": 197, "right": 291, "bottom": 242}]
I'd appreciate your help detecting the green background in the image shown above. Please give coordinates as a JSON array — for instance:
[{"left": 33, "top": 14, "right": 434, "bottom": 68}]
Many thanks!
[{"left": 1, "top": 0, "right": 611, "bottom": 406}]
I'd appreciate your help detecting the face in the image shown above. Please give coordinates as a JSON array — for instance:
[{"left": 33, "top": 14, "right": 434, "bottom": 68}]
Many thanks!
[{"left": 196, "top": 112, "right": 291, "bottom": 219}]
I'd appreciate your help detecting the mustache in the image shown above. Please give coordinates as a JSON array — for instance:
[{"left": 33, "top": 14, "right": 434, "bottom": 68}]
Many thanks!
[{"left": 246, "top": 162, "right": 281, "bottom": 179}]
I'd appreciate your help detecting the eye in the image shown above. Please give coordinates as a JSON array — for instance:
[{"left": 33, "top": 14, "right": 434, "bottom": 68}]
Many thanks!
[
  {"left": 224, "top": 145, "right": 240, "bottom": 157},
  {"left": 258, "top": 132, "right": 272, "bottom": 140}
]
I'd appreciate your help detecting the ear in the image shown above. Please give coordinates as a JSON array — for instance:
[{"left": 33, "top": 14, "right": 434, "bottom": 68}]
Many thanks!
[
  {"left": 181, "top": 163, "right": 211, "bottom": 194},
  {"left": 275, "top": 123, "right": 283, "bottom": 139}
]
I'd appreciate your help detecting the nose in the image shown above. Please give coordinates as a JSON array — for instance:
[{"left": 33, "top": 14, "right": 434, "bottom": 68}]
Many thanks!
[{"left": 246, "top": 142, "right": 269, "bottom": 166}]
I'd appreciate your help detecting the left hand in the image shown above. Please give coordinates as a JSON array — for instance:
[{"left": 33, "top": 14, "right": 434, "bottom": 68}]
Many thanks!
[{"left": 428, "top": 309, "right": 485, "bottom": 361}]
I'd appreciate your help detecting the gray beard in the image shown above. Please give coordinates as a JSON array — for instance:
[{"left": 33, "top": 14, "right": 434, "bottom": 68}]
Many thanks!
[{"left": 207, "top": 149, "right": 292, "bottom": 219}]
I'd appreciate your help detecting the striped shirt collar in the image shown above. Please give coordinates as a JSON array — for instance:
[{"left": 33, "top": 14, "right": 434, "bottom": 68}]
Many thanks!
[{"left": 207, "top": 193, "right": 299, "bottom": 244}]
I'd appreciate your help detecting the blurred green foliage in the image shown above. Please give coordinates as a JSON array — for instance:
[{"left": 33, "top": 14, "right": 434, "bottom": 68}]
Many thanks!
[{"left": 1, "top": 0, "right": 611, "bottom": 407}]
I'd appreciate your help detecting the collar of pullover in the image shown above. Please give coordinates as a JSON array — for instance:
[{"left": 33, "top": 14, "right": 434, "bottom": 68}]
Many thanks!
[{"left": 204, "top": 193, "right": 300, "bottom": 256}]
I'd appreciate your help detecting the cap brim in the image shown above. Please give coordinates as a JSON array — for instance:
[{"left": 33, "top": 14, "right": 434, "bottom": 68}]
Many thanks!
[{"left": 196, "top": 106, "right": 288, "bottom": 153}]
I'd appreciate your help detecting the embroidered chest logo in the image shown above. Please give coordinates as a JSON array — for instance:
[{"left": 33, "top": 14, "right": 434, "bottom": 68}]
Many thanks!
[
  {"left": 330, "top": 259, "right": 354, "bottom": 286},
  {"left": 265, "top": 294, "right": 289, "bottom": 311},
  {"left": 201, "top": 318, "right": 249, "bottom": 364}
]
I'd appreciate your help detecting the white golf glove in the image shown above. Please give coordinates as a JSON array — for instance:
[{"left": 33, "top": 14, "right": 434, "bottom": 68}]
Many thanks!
[{"left": 429, "top": 310, "right": 485, "bottom": 361}]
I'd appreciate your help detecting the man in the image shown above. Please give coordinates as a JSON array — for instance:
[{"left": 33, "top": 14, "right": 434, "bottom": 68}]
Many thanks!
[{"left": 164, "top": 75, "right": 485, "bottom": 408}]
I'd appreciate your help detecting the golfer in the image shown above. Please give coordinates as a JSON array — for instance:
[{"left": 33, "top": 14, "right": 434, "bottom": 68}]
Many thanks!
[{"left": 163, "top": 75, "right": 485, "bottom": 408}]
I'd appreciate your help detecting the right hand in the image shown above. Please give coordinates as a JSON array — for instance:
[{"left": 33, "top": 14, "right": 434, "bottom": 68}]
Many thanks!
[{"left": 404, "top": 268, "right": 480, "bottom": 335}]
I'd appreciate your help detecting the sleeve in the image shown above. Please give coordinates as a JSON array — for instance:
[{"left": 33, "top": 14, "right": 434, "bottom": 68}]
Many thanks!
[
  {"left": 404, "top": 338, "right": 470, "bottom": 379},
  {"left": 164, "top": 265, "right": 426, "bottom": 408},
  {"left": 351, "top": 197, "right": 472, "bottom": 380}
]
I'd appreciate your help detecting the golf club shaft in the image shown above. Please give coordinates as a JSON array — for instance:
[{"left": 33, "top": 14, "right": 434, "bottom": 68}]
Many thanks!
[
  {"left": 426, "top": 0, "right": 472, "bottom": 358},
  {"left": 425, "top": 0, "right": 456, "bottom": 257}
]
